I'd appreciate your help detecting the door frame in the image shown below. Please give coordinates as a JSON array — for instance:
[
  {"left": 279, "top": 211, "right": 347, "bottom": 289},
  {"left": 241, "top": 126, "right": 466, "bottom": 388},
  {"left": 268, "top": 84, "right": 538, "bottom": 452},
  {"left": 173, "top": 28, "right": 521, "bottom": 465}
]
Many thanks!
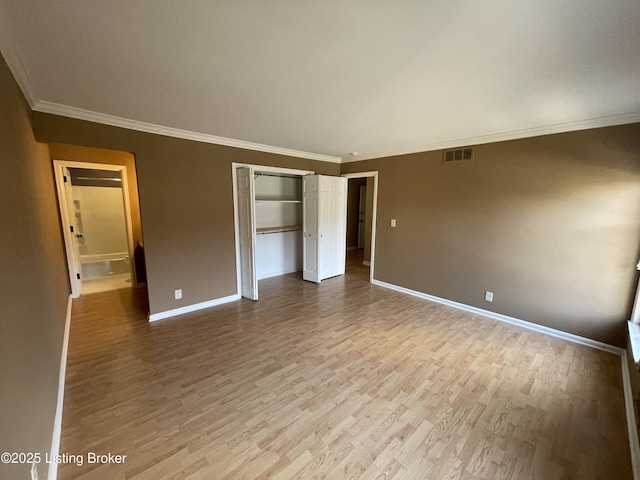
[
  {"left": 341, "top": 171, "right": 379, "bottom": 283},
  {"left": 231, "top": 163, "right": 315, "bottom": 298},
  {"left": 357, "top": 184, "right": 366, "bottom": 249},
  {"left": 53, "top": 160, "right": 137, "bottom": 298}
]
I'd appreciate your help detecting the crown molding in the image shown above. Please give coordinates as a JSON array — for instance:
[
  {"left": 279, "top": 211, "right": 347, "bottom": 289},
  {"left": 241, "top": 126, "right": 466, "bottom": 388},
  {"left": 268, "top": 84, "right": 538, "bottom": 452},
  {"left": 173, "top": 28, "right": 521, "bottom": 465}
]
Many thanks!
[
  {"left": 32, "top": 100, "right": 342, "bottom": 163},
  {"left": 342, "top": 112, "right": 640, "bottom": 162},
  {"left": 26, "top": 100, "right": 640, "bottom": 166},
  {"left": 7, "top": 45, "right": 637, "bottom": 167}
]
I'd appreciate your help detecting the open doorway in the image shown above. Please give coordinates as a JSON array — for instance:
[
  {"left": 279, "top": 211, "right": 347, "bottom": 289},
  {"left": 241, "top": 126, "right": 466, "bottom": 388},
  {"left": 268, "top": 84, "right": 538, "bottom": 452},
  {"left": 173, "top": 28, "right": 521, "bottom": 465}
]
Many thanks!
[
  {"left": 67, "top": 167, "right": 131, "bottom": 294},
  {"left": 54, "top": 156, "right": 144, "bottom": 298},
  {"left": 342, "top": 172, "right": 378, "bottom": 282}
]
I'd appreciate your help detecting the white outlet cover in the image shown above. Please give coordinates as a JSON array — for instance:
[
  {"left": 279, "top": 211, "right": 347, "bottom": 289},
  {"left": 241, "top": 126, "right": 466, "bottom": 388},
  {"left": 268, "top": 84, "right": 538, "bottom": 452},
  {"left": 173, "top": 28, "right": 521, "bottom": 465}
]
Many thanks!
[
  {"left": 175, "top": 289, "right": 182, "bottom": 300},
  {"left": 391, "top": 219, "right": 397, "bottom": 227},
  {"left": 485, "top": 291, "right": 493, "bottom": 302}
]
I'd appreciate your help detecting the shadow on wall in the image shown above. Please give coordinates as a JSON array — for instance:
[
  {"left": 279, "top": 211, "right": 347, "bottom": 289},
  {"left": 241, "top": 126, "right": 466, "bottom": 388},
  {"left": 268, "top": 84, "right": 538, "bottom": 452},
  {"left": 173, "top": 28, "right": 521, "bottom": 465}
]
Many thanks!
[{"left": 361, "top": 124, "right": 640, "bottom": 347}]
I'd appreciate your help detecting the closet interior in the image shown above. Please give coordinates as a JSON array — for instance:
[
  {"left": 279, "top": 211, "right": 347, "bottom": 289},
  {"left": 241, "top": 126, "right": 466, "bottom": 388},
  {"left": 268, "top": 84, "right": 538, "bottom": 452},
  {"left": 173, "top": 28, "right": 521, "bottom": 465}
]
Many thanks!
[
  {"left": 254, "top": 172, "right": 303, "bottom": 280},
  {"left": 236, "top": 166, "right": 348, "bottom": 301}
]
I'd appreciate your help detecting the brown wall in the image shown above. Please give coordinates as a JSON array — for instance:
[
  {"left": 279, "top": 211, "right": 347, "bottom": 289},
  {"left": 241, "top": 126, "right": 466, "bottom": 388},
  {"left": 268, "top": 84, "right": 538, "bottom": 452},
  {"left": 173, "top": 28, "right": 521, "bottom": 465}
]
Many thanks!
[
  {"left": 342, "top": 124, "right": 640, "bottom": 347},
  {"left": 18, "top": 59, "right": 640, "bottom": 349},
  {"left": 0, "top": 54, "right": 70, "bottom": 479},
  {"left": 33, "top": 113, "right": 340, "bottom": 315},
  {"left": 346, "top": 178, "right": 366, "bottom": 248}
]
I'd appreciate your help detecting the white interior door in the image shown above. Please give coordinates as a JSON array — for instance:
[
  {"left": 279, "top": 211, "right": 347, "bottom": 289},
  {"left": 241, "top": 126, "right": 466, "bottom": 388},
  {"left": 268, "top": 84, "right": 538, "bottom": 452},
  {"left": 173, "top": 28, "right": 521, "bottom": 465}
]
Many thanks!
[
  {"left": 303, "top": 175, "right": 347, "bottom": 282},
  {"left": 303, "top": 175, "right": 319, "bottom": 282},
  {"left": 318, "top": 176, "right": 347, "bottom": 280},
  {"left": 237, "top": 167, "right": 258, "bottom": 299}
]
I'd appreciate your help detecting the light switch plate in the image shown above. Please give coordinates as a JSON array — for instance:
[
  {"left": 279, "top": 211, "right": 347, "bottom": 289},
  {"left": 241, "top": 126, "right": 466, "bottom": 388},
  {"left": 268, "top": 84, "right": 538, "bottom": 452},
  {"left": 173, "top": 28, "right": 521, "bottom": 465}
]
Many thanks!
[{"left": 391, "top": 219, "right": 397, "bottom": 227}]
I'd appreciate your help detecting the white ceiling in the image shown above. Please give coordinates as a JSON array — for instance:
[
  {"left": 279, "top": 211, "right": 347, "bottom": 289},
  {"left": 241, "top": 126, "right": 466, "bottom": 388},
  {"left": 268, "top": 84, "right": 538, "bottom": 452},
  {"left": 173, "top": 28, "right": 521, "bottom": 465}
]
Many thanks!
[{"left": 1, "top": 0, "right": 639, "bottom": 162}]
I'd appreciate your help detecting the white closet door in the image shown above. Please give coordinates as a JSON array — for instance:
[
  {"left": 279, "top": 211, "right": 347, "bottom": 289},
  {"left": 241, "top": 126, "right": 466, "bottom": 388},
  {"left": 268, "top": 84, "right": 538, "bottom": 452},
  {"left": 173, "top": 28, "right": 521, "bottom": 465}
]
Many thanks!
[
  {"left": 237, "top": 167, "right": 258, "bottom": 300},
  {"left": 303, "top": 175, "right": 347, "bottom": 282},
  {"left": 318, "top": 175, "right": 347, "bottom": 280},
  {"left": 303, "top": 175, "right": 319, "bottom": 282}
]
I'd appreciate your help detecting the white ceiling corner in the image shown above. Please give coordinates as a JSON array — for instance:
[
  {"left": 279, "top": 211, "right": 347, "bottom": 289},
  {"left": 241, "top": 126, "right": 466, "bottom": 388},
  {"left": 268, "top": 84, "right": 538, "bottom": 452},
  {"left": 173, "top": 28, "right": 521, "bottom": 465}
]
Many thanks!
[
  {"left": 1, "top": 0, "right": 639, "bottom": 163},
  {"left": 0, "top": 19, "right": 37, "bottom": 108}
]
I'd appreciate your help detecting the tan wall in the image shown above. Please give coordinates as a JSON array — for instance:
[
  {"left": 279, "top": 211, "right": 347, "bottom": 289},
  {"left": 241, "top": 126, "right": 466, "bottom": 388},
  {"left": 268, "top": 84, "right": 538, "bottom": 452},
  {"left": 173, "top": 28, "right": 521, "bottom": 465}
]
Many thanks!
[
  {"left": 33, "top": 113, "right": 339, "bottom": 315},
  {"left": 346, "top": 178, "right": 366, "bottom": 248},
  {"left": 342, "top": 124, "right": 640, "bottom": 346},
  {"left": 0, "top": 54, "right": 70, "bottom": 480}
]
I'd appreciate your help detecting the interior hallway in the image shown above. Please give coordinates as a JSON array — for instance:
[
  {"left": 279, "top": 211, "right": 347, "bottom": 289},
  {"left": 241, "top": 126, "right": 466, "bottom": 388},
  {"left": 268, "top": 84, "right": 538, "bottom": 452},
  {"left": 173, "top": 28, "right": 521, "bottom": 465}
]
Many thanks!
[
  {"left": 345, "top": 248, "right": 369, "bottom": 277},
  {"left": 59, "top": 252, "right": 632, "bottom": 479}
]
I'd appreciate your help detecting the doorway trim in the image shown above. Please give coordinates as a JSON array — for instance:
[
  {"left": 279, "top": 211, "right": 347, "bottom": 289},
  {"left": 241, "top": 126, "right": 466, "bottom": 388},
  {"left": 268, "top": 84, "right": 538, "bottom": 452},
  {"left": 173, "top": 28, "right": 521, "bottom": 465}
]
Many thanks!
[
  {"left": 53, "top": 160, "right": 137, "bottom": 298},
  {"left": 341, "top": 171, "right": 379, "bottom": 283},
  {"left": 231, "top": 163, "right": 315, "bottom": 298}
]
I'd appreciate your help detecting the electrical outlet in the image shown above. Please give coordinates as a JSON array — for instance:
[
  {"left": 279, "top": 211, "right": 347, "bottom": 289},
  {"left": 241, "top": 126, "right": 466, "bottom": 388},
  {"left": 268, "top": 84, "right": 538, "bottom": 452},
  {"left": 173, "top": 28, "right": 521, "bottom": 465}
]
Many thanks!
[
  {"left": 391, "top": 219, "right": 397, "bottom": 227},
  {"left": 485, "top": 291, "right": 493, "bottom": 302},
  {"left": 31, "top": 462, "right": 39, "bottom": 480},
  {"left": 175, "top": 289, "right": 182, "bottom": 300}
]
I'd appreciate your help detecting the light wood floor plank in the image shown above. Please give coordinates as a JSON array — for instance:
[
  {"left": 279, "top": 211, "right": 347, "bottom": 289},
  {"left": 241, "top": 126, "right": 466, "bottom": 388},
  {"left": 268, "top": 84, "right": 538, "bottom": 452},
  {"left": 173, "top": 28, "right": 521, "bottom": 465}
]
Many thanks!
[{"left": 58, "top": 251, "right": 632, "bottom": 479}]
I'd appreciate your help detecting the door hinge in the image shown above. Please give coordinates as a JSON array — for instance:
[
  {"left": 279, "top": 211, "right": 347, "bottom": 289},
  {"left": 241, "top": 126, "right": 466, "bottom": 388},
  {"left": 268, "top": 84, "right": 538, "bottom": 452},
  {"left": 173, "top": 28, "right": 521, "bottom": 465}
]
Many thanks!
[
  {"left": 76, "top": 273, "right": 80, "bottom": 279},
  {"left": 70, "top": 226, "right": 74, "bottom": 233}
]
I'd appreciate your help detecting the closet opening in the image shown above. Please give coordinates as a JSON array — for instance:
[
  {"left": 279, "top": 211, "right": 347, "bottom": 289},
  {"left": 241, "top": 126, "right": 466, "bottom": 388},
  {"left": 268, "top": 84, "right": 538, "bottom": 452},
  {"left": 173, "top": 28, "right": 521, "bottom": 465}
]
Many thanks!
[
  {"left": 254, "top": 172, "right": 304, "bottom": 281},
  {"left": 232, "top": 164, "right": 349, "bottom": 301},
  {"left": 233, "top": 164, "right": 313, "bottom": 300}
]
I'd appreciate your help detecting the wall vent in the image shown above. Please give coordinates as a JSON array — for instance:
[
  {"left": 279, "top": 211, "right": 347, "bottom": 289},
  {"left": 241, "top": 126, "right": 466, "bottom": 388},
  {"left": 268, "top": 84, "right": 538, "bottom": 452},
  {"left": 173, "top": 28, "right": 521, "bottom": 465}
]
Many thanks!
[{"left": 443, "top": 146, "right": 474, "bottom": 163}]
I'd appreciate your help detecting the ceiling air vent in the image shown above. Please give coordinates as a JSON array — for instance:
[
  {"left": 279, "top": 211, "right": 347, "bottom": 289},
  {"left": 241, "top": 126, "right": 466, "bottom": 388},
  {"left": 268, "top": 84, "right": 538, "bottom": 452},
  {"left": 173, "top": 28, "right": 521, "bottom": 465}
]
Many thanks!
[{"left": 444, "top": 146, "right": 474, "bottom": 163}]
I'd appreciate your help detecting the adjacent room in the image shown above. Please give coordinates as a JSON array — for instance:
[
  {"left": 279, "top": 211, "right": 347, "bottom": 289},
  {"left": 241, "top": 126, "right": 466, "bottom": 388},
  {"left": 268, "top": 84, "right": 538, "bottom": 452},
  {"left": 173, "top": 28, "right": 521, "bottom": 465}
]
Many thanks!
[{"left": 1, "top": 2, "right": 640, "bottom": 479}]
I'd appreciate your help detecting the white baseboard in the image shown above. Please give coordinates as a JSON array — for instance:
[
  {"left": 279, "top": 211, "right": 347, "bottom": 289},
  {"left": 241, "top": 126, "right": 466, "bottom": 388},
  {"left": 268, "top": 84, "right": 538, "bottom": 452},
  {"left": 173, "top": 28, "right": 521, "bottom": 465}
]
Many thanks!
[
  {"left": 621, "top": 350, "right": 640, "bottom": 480},
  {"left": 372, "top": 278, "right": 640, "bottom": 476},
  {"left": 148, "top": 294, "right": 240, "bottom": 322},
  {"left": 48, "top": 294, "right": 72, "bottom": 480},
  {"left": 257, "top": 267, "right": 301, "bottom": 281},
  {"left": 371, "top": 279, "right": 623, "bottom": 355}
]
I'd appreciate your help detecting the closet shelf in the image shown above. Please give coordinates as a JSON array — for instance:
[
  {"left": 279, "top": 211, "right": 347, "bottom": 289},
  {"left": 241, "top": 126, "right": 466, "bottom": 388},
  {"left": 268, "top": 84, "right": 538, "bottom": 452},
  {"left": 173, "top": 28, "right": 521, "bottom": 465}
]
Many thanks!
[
  {"left": 256, "top": 225, "right": 302, "bottom": 235},
  {"left": 254, "top": 199, "right": 302, "bottom": 203}
]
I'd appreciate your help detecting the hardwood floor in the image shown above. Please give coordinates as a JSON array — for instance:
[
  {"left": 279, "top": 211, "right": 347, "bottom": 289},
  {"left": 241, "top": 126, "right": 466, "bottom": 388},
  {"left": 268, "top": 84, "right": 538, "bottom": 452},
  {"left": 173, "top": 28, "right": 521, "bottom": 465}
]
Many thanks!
[{"left": 59, "top": 252, "right": 632, "bottom": 479}]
